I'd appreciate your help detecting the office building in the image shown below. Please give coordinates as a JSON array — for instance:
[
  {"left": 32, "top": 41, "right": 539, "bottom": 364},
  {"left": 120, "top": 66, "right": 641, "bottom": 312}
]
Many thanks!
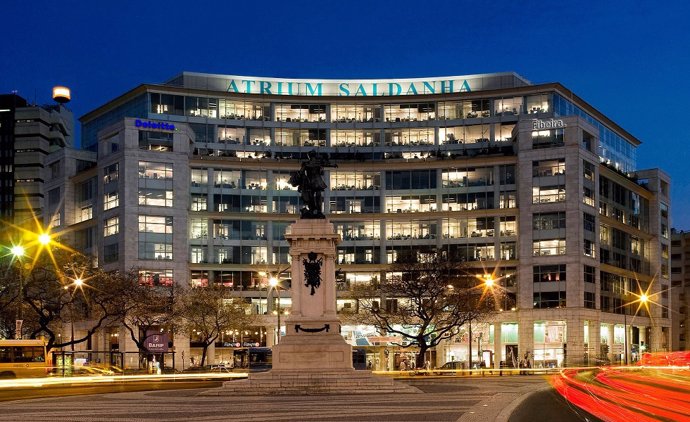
[{"left": 44, "top": 71, "right": 671, "bottom": 368}]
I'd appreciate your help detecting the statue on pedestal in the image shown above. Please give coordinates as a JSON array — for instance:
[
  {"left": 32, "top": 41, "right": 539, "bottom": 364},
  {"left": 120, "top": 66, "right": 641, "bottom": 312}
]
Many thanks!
[{"left": 289, "top": 150, "right": 336, "bottom": 219}]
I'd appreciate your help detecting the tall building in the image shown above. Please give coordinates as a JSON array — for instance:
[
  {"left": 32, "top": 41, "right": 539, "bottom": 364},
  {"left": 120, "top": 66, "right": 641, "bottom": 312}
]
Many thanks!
[
  {"left": 0, "top": 93, "right": 73, "bottom": 228},
  {"left": 46, "top": 71, "right": 671, "bottom": 369},
  {"left": 671, "top": 230, "right": 690, "bottom": 350}
]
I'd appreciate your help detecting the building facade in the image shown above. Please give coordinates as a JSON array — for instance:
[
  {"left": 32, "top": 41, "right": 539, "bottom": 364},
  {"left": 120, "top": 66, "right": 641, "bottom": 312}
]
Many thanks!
[
  {"left": 671, "top": 230, "right": 690, "bottom": 351},
  {"left": 0, "top": 94, "right": 73, "bottom": 225},
  {"left": 42, "top": 71, "right": 671, "bottom": 369}
]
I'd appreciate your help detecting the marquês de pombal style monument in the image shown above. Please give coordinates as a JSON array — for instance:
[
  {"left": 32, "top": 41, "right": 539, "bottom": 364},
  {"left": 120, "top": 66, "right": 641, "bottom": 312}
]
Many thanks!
[{"left": 209, "top": 152, "right": 418, "bottom": 395}]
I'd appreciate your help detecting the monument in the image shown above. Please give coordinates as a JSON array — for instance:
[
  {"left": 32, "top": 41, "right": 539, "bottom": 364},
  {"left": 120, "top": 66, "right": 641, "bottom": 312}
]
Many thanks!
[{"left": 207, "top": 151, "right": 418, "bottom": 395}]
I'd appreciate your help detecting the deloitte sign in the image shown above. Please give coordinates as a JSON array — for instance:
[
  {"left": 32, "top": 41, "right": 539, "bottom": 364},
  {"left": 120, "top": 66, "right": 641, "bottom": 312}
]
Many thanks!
[{"left": 135, "top": 119, "right": 176, "bottom": 131}]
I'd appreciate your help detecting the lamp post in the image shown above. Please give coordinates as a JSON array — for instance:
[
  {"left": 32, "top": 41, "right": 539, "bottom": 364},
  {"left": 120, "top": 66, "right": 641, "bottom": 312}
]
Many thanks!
[
  {"left": 623, "top": 292, "right": 648, "bottom": 365},
  {"left": 10, "top": 245, "right": 25, "bottom": 339},
  {"left": 65, "top": 277, "right": 83, "bottom": 352},
  {"left": 468, "top": 274, "right": 494, "bottom": 372},
  {"left": 269, "top": 277, "right": 281, "bottom": 344}
]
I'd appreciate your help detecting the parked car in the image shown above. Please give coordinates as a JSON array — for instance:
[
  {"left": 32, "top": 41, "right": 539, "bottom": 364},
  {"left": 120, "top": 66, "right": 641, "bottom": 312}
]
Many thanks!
[{"left": 435, "top": 361, "right": 464, "bottom": 375}]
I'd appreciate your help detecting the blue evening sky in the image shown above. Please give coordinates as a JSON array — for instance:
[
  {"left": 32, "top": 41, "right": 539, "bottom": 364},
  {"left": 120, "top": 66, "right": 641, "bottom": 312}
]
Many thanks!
[{"left": 2, "top": 1, "right": 690, "bottom": 227}]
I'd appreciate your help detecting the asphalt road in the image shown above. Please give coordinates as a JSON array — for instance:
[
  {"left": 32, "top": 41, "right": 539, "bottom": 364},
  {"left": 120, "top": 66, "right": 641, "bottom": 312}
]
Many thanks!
[
  {"left": 0, "top": 379, "right": 224, "bottom": 402},
  {"left": 0, "top": 375, "right": 592, "bottom": 421},
  {"left": 509, "top": 388, "right": 603, "bottom": 422}
]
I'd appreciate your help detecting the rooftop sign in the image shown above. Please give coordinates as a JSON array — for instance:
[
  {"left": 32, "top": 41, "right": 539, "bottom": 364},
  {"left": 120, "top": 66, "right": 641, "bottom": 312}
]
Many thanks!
[{"left": 169, "top": 72, "right": 531, "bottom": 97}]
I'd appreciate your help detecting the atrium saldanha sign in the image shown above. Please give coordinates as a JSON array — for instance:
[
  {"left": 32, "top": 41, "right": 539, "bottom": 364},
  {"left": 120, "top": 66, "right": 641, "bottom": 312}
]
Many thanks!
[{"left": 170, "top": 72, "right": 531, "bottom": 97}]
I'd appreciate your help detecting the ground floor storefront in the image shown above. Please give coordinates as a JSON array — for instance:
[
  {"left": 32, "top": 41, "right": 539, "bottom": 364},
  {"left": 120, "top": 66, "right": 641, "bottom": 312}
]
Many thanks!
[{"left": 58, "top": 311, "right": 669, "bottom": 371}]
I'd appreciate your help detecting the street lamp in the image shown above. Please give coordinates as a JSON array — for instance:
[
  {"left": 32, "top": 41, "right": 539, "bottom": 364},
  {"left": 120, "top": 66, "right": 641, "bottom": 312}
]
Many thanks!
[{"left": 269, "top": 277, "right": 281, "bottom": 344}]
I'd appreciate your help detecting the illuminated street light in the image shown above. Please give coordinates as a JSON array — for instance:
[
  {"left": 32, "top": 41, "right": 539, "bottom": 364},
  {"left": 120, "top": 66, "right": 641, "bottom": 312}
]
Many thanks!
[
  {"left": 11, "top": 245, "right": 25, "bottom": 258},
  {"left": 38, "top": 233, "right": 51, "bottom": 246}
]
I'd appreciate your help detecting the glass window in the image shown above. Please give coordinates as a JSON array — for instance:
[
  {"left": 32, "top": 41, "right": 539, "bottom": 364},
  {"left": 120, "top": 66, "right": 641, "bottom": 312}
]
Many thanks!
[
  {"left": 191, "top": 194, "right": 207, "bottom": 211},
  {"left": 532, "top": 185, "right": 565, "bottom": 204},
  {"left": 532, "top": 159, "right": 565, "bottom": 177},
  {"left": 104, "top": 216, "right": 119, "bottom": 237},
  {"left": 138, "top": 188, "right": 173, "bottom": 207},
  {"left": 104, "top": 191, "right": 119, "bottom": 210},
  {"left": 533, "top": 239, "right": 566, "bottom": 256},
  {"left": 190, "top": 218, "right": 208, "bottom": 239},
  {"left": 103, "top": 243, "right": 119, "bottom": 263},
  {"left": 533, "top": 291, "right": 566, "bottom": 309},
  {"left": 103, "top": 163, "right": 119, "bottom": 184},
  {"left": 533, "top": 212, "right": 566, "bottom": 231},
  {"left": 533, "top": 265, "right": 566, "bottom": 283},
  {"left": 138, "top": 216, "right": 173, "bottom": 234},
  {"left": 191, "top": 169, "right": 208, "bottom": 186},
  {"left": 583, "top": 213, "right": 596, "bottom": 232},
  {"left": 532, "top": 129, "right": 564, "bottom": 149},
  {"left": 139, "top": 161, "right": 173, "bottom": 180},
  {"left": 138, "top": 269, "right": 174, "bottom": 287}
]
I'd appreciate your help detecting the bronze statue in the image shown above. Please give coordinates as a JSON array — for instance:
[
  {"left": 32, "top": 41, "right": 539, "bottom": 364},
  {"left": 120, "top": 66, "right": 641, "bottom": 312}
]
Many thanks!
[{"left": 289, "top": 150, "right": 336, "bottom": 219}]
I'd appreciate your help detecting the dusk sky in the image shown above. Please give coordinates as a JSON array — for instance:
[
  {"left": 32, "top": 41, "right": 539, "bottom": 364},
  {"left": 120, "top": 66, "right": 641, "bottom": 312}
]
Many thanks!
[{"left": 2, "top": 1, "right": 690, "bottom": 227}]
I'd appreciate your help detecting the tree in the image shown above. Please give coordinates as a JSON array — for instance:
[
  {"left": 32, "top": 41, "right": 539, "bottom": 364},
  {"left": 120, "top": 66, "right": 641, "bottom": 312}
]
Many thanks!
[
  {"left": 0, "top": 261, "right": 20, "bottom": 338},
  {"left": 179, "top": 285, "right": 252, "bottom": 367},
  {"left": 352, "top": 251, "right": 503, "bottom": 369},
  {"left": 9, "top": 251, "right": 129, "bottom": 351},
  {"left": 118, "top": 273, "right": 181, "bottom": 364}
]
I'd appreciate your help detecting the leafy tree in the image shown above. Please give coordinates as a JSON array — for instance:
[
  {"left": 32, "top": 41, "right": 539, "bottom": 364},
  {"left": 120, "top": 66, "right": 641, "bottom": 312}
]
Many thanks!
[
  {"left": 118, "top": 273, "right": 181, "bottom": 362},
  {"left": 11, "top": 251, "right": 129, "bottom": 351},
  {"left": 179, "top": 285, "right": 252, "bottom": 367},
  {"left": 351, "top": 251, "right": 503, "bottom": 369},
  {"left": 0, "top": 261, "right": 20, "bottom": 338}
]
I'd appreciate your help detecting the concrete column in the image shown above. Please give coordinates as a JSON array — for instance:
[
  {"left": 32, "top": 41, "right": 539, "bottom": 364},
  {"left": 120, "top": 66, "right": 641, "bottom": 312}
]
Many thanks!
[
  {"left": 566, "top": 317, "right": 585, "bottom": 367},
  {"left": 608, "top": 324, "right": 615, "bottom": 362},
  {"left": 518, "top": 316, "right": 533, "bottom": 367},
  {"left": 651, "top": 326, "right": 664, "bottom": 352},
  {"left": 588, "top": 319, "right": 601, "bottom": 366},
  {"left": 493, "top": 323, "right": 502, "bottom": 369},
  {"left": 174, "top": 332, "right": 190, "bottom": 371}
]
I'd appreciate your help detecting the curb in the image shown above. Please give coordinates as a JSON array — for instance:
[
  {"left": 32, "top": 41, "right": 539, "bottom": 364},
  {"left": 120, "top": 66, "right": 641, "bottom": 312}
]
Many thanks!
[{"left": 495, "top": 385, "right": 552, "bottom": 422}]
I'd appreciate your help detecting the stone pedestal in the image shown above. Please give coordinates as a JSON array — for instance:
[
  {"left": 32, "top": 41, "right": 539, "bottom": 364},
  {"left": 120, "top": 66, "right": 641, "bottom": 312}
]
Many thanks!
[
  {"left": 272, "top": 219, "right": 352, "bottom": 371},
  {"left": 207, "top": 218, "right": 418, "bottom": 395}
]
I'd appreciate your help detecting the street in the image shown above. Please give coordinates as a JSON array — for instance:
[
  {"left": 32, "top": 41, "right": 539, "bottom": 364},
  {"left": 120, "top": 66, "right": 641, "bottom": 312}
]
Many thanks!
[{"left": 0, "top": 375, "right": 591, "bottom": 421}]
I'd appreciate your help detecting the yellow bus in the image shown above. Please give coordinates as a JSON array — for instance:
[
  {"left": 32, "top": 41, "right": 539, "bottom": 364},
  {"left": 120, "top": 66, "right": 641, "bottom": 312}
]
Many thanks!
[{"left": 0, "top": 339, "right": 50, "bottom": 378}]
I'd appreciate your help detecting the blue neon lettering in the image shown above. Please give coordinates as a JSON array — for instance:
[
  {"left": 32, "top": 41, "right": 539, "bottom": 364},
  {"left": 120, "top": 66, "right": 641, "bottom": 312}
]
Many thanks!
[
  {"left": 135, "top": 119, "right": 175, "bottom": 131},
  {"left": 355, "top": 84, "right": 367, "bottom": 96},
  {"left": 338, "top": 83, "right": 350, "bottom": 96},
  {"left": 306, "top": 82, "right": 322, "bottom": 96},
  {"left": 227, "top": 80, "right": 239, "bottom": 93},
  {"left": 242, "top": 80, "right": 255, "bottom": 93},
  {"left": 422, "top": 81, "right": 436, "bottom": 94},
  {"left": 388, "top": 83, "right": 402, "bottom": 96},
  {"left": 260, "top": 81, "right": 272, "bottom": 95},
  {"left": 441, "top": 80, "right": 454, "bottom": 94},
  {"left": 406, "top": 83, "right": 418, "bottom": 95},
  {"left": 459, "top": 80, "right": 471, "bottom": 92}
]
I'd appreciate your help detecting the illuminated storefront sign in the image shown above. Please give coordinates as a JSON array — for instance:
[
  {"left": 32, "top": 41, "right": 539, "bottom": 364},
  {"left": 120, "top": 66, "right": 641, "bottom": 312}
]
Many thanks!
[
  {"left": 532, "top": 119, "right": 565, "bottom": 130},
  {"left": 135, "top": 119, "right": 175, "bottom": 131},
  {"left": 226, "top": 78, "right": 473, "bottom": 97}
]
